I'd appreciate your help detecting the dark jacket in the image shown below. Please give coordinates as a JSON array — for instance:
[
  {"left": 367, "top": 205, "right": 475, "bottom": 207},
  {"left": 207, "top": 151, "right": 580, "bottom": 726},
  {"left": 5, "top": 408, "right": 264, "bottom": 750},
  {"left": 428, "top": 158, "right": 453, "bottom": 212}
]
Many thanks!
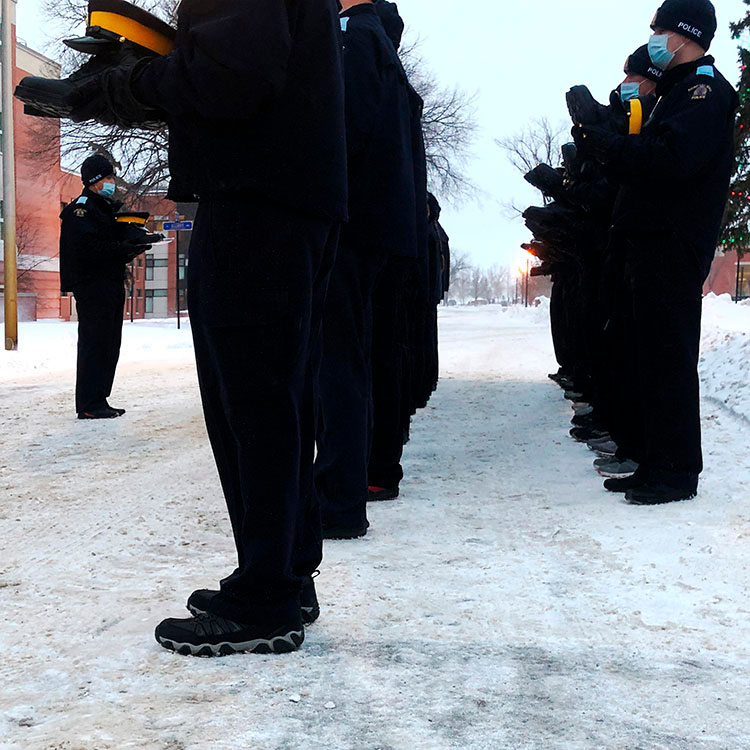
[
  {"left": 427, "top": 193, "right": 450, "bottom": 303},
  {"left": 133, "top": 0, "right": 347, "bottom": 221},
  {"left": 339, "top": 4, "right": 416, "bottom": 255},
  {"left": 607, "top": 56, "right": 738, "bottom": 278},
  {"left": 59, "top": 188, "right": 127, "bottom": 294},
  {"left": 373, "top": 0, "right": 404, "bottom": 49}
]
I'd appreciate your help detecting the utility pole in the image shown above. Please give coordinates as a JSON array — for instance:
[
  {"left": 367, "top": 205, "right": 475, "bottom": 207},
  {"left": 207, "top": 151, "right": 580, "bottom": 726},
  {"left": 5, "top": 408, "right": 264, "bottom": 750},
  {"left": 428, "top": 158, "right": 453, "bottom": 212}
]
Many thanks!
[{"left": 1, "top": 0, "right": 18, "bottom": 350}]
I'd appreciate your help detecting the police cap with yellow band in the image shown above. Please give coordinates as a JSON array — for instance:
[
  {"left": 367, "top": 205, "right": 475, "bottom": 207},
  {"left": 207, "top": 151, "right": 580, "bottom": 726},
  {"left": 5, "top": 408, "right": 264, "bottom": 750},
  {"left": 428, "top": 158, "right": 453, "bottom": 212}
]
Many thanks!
[{"left": 65, "top": 0, "right": 176, "bottom": 57}]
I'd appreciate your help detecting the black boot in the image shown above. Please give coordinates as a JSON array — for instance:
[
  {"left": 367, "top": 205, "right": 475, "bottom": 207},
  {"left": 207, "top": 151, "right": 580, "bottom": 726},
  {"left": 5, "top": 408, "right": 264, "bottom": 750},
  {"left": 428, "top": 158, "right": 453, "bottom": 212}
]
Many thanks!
[
  {"left": 187, "top": 576, "right": 320, "bottom": 625},
  {"left": 604, "top": 467, "right": 649, "bottom": 494},
  {"left": 322, "top": 519, "right": 369, "bottom": 540},
  {"left": 78, "top": 406, "right": 121, "bottom": 419},
  {"left": 105, "top": 401, "right": 126, "bottom": 416},
  {"left": 570, "top": 426, "right": 608, "bottom": 442},
  {"left": 154, "top": 611, "right": 304, "bottom": 657},
  {"left": 368, "top": 485, "right": 400, "bottom": 502},
  {"left": 626, "top": 482, "right": 697, "bottom": 506}
]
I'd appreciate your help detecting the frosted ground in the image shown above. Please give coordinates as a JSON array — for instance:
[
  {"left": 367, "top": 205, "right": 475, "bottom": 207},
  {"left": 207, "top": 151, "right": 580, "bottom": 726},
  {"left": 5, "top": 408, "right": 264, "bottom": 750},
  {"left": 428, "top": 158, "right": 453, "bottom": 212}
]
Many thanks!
[{"left": 1, "top": 296, "right": 749, "bottom": 749}]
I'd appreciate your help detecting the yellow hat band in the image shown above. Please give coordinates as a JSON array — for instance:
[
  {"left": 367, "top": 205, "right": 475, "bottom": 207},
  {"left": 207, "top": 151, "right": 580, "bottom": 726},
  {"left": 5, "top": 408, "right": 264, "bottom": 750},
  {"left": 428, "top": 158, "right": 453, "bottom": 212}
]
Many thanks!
[
  {"left": 89, "top": 11, "right": 175, "bottom": 55},
  {"left": 628, "top": 98, "right": 643, "bottom": 136},
  {"left": 116, "top": 215, "right": 148, "bottom": 225}
]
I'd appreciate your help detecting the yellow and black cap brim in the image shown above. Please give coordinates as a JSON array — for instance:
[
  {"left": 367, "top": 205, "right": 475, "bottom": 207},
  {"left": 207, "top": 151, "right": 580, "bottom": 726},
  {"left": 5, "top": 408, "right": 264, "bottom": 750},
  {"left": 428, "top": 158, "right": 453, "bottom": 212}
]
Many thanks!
[
  {"left": 86, "top": 0, "right": 176, "bottom": 56},
  {"left": 64, "top": 35, "right": 119, "bottom": 54},
  {"left": 116, "top": 211, "right": 150, "bottom": 225}
]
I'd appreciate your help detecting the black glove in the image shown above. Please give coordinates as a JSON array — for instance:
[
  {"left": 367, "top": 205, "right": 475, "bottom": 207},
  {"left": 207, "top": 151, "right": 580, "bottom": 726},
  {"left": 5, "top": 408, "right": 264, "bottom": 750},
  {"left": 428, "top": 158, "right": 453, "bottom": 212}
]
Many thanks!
[
  {"left": 524, "top": 164, "right": 567, "bottom": 203},
  {"left": 66, "top": 57, "right": 164, "bottom": 129},
  {"left": 566, "top": 85, "right": 609, "bottom": 128},
  {"left": 116, "top": 221, "right": 163, "bottom": 261},
  {"left": 577, "top": 125, "right": 625, "bottom": 165}
]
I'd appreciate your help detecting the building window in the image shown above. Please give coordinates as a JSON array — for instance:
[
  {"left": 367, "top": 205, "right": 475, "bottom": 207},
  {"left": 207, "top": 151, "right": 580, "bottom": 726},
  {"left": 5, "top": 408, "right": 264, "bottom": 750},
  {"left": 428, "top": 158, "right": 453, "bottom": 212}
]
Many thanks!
[
  {"left": 739, "top": 263, "right": 750, "bottom": 301},
  {"left": 154, "top": 259, "right": 169, "bottom": 268}
]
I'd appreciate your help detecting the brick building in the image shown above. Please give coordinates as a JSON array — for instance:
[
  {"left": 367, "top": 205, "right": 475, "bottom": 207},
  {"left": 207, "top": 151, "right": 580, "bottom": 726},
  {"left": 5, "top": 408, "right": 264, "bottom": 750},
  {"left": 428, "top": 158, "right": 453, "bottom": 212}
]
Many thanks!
[
  {"left": 1, "top": 2, "right": 185, "bottom": 322},
  {"left": 704, "top": 249, "right": 750, "bottom": 300}
]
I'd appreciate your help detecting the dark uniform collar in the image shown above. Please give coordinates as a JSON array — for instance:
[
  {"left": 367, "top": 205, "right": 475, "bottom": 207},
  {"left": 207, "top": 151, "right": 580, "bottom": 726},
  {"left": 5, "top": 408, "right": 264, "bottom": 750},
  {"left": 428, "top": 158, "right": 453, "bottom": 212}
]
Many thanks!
[
  {"left": 340, "top": 3, "right": 376, "bottom": 19},
  {"left": 656, "top": 55, "right": 714, "bottom": 97}
]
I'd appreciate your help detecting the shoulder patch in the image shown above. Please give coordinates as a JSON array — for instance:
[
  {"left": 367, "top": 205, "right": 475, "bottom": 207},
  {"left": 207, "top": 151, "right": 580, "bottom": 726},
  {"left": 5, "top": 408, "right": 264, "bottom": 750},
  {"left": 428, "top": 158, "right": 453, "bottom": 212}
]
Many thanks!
[
  {"left": 696, "top": 65, "right": 715, "bottom": 78},
  {"left": 340, "top": 17, "right": 349, "bottom": 32},
  {"left": 689, "top": 83, "right": 712, "bottom": 101},
  {"left": 74, "top": 207, "right": 88, "bottom": 218},
  {"left": 76, "top": 196, "right": 88, "bottom": 204}
]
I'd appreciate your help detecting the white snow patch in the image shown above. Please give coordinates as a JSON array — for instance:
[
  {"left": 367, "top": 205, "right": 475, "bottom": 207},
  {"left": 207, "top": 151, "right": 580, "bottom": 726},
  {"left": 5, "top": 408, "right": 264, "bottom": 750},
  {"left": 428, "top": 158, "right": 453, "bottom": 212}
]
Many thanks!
[{"left": 1, "top": 304, "right": 749, "bottom": 748}]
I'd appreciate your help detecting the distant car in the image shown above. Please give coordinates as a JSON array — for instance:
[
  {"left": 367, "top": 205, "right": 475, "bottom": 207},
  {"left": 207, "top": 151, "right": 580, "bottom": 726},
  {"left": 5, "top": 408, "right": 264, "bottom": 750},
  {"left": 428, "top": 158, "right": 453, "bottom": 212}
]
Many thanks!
[
  {"left": 446, "top": 299, "right": 458, "bottom": 307},
  {"left": 467, "top": 299, "right": 489, "bottom": 307}
]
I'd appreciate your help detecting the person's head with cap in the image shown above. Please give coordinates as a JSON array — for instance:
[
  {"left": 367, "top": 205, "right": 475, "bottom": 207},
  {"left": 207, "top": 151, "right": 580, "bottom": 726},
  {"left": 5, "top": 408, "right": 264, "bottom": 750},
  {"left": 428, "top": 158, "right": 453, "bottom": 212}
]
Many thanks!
[
  {"left": 373, "top": 0, "right": 405, "bottom": 50},
  {"left": 648, "top": 0, "right": 716, "bottom": 70},
  {"left": 620, "top": 44, "right": 664, "bottom": 101},
  {"left": 81, "top": 154, "right": 116, "bottom": 198}
]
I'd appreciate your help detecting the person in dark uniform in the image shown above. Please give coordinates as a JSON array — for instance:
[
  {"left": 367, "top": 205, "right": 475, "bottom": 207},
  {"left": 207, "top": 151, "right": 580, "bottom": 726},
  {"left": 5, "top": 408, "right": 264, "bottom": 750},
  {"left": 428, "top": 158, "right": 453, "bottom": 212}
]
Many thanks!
[
  {"left": 60, "top": 155, "right": 128, "bottom": 420},
  {"left": 367, "top": 0, "right": 429, "bottom": 503},
  {"left": 61, "top": 0, "right": 348, "bottom": 655},
  {"left": 314, "top": 0, "right": 416, "bottom": 540},
  {"left": 425, "top": 192, "right": 448, "bottom": 396},
  {"left": 579, "top": 0, "right": 738, "bottom": 504}
]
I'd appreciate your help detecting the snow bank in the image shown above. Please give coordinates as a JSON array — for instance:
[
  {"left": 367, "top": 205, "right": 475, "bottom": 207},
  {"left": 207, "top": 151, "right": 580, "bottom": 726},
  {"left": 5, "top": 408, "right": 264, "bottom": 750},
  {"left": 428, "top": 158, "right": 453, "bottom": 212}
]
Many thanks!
[
  {"left": 700, "top": 294, "right": 750, "bottom": 422},
  {"left": 441, "top": 299, "right": 551, "bottom": 327},
  {"left": 0, "top": 319, "right": 194, "bottom": 382}
]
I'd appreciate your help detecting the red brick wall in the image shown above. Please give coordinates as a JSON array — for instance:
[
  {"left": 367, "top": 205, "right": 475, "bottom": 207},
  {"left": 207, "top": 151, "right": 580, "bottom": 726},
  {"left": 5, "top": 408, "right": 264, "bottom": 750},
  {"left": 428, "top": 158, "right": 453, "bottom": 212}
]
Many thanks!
[
  {"left": 704, "top": 251, "right": 740, "bottom": 297},
  {"left": 5, "top": 26, "right": 83, "bottom": 320}
]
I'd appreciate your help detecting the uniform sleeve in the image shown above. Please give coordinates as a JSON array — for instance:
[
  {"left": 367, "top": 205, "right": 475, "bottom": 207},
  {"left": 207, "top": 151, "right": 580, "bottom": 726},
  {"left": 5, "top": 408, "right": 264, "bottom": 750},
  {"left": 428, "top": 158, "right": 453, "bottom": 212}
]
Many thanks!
[
  {"left": 133, "top": 0, "right": 292, "bottom": 120},
  {"left": 342, "top": 27, "right": 385, "bottom": 160},
  {"left": 608, "top": 80, "right": 735, "bottom": 183}
]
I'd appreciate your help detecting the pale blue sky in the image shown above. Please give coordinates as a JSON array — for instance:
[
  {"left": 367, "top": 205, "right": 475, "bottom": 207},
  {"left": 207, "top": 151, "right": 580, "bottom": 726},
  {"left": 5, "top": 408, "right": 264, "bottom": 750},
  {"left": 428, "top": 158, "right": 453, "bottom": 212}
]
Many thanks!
[{"left": 15, "top": 0, "right": 747, "bottom": 267}]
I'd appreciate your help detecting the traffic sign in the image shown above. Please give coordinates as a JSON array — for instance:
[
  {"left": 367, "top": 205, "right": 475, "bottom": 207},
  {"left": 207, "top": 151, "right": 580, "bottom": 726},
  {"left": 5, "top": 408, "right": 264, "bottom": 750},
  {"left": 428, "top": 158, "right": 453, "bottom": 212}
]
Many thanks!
[{"left": 163, "top": 221, "right": 193, "bottom": 231}]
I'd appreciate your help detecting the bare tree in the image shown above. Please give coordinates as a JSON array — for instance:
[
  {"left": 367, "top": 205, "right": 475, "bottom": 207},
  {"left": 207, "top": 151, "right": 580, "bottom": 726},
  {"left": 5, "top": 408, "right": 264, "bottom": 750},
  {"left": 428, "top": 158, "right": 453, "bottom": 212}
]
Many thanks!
[
  {"left": 485, "top": 264, "right": 512, "bottom": 303},
  {"left": 400, "top": 39, "right": 478, "bottom": 202},
  {"left": 32, "top": 2, "right": 478, "bottom": 205},
  {"left": 496, "top": 117, "right": 568, "bottom": 175},
  {"left": 31, "top": 0, "right": 176, "bottom": 202},
  {"left": 15, "top": 215, "right": 49, "bottom": 292},
  {"left": 495, "top": 117, "right": 568, "bottom": 218},
  {"left": 468, "top": 267, "right": 488, "bottom": 301},
  {"left": 448, "top": 249, "right": 472, "bottom": 291}
]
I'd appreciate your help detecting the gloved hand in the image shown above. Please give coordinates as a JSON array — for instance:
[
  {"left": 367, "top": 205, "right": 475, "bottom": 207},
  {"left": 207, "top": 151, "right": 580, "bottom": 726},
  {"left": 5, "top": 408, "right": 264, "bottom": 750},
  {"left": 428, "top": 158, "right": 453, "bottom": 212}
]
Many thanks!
[
  {"left": 66, "top": 58, "right": 163, "bottom": 129},
  {"left": 524, "top": 164, "right": 567, "bottom": 203},
  {"left": 577, "top": 125, "right": 625, "bottom": 165},
  {"left": 116, "top": 220, "right": 163, "bottom": 261},
  {"left": 15, "top": 0, "right": 173, "bottom": 127},
  {"left": 566, "top": 85, "right": 609, "bottom": 128}
]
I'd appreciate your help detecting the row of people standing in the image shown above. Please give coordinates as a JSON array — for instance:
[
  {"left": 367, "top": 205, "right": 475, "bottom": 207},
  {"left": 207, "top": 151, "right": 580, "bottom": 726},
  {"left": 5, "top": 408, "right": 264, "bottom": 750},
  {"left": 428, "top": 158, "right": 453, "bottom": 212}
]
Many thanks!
[
  {"left": 315, "top": 0, "right": 450, "bottom": 540},
  {"left": 39, "top": 0, "right": 449, "bottom": 656},
  {"left": 524, "top": 0, "right": 737, "bottom": 506}
]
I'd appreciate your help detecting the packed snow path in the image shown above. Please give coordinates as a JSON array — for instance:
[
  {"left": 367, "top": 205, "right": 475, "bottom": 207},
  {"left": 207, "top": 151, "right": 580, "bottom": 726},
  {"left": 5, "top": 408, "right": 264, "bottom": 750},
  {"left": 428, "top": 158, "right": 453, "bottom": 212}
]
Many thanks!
[{"left": 1, "top": 307, "right": 750, "bottom": 749}]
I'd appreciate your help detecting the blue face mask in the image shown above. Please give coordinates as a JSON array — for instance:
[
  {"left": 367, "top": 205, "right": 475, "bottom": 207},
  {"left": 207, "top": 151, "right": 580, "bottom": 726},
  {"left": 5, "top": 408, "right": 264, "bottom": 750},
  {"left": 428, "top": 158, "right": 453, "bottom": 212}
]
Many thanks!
[
  {"left": 648, "top": 33, "right": 685, "bottom": 70},
  {"left": 99, "top": 182, "right": 116, "bottom": 198},
  {"left": 619, "top": 82, "right": 642, "bottom": 103}
]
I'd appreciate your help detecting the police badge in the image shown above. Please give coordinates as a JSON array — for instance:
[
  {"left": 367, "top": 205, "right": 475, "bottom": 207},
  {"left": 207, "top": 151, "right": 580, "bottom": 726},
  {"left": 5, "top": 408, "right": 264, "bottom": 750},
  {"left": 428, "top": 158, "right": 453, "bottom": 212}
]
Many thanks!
[
  {"left": 690, "top": 83, "right": 712, "bottom": 101},
  {"left": 74, "top": 207, "right": 87, "bottom": 217}
]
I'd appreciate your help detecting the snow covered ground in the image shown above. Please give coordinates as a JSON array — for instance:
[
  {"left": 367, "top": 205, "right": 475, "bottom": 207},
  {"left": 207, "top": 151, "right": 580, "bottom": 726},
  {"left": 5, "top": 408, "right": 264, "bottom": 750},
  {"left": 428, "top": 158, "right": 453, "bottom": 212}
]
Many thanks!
[{"left": 1, "top": 300, "right": 750, "bottom": 749}]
